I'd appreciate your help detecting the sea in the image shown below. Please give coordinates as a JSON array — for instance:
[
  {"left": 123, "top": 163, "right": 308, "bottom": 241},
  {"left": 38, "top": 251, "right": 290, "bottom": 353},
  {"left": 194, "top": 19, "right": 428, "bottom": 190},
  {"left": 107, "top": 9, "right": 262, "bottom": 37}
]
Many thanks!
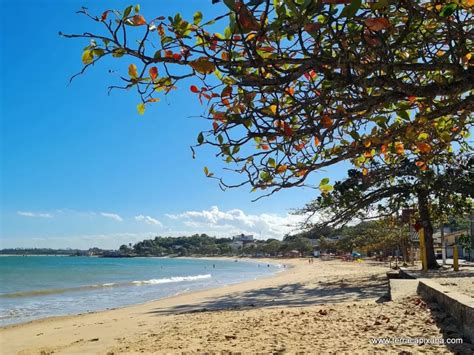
[{"left": 0, "top": 256, "right": 282, "bottom": 326}]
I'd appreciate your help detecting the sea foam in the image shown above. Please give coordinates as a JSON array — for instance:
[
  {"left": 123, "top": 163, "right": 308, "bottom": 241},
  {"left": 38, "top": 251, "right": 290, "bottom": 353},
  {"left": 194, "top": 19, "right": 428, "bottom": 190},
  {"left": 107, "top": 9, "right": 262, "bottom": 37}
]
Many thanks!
[{"left": 132, "top": 274, "right": 212, "bottom": 285}]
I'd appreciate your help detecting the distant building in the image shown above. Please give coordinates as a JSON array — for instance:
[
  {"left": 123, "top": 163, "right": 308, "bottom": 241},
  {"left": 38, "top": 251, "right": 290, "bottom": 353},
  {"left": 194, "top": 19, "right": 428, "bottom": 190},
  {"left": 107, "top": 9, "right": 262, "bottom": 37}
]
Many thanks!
[
  {"left": 230, "top": 234, "right": 254, "bottom": 251},
  {"left": 326, "top": 235, "right": 342, "bottom": 243},
  {"left": 433, "top": 229, "right": 468, "bottom": 258},
  {"left": 286, "top": 249, "right": 301, "bottom": 258}
]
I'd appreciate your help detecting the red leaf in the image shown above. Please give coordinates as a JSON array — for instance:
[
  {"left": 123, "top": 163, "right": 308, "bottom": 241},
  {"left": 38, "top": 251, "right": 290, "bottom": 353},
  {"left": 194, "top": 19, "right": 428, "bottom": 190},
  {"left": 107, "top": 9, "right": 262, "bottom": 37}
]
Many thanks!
[
  {"left": 283, "top": 122, "right": 293, "bottom": 136},
  {"left": 149, "top": 67, "right": 158, "bottom": 81},
  {"left": 236, "top": 3, "right": 260, "bottom": 32},
  {"left": 407, "top": 96, "right": 417, "bottom": 104},
  {"left": 321, "top": 115, "right": 333, "bottom": 129},
  {"left": 221, "top": 86, "right": 232, "bottom": 98},
  {"left": 304, "top": 23, "right": 320, "bottom": 33},
  {"left": 213, "top": 121, "right": 219, "bottom": 132},
  {"left": 190, "top": 85, "right": 200, "bottom": 93},
  {"left": 101, "top": 10, "right": 110, "bottom": 22},
  {"left": 132, "top": 15, "right": 147, "bottom": 26},
  {"left": 172, "top": 53, "right": 182, "bottom": 60},
  {"left": 304, "top": 70, "right": 317, "bottom": 81},
  {"left": 365, "top": 18, "right": 391, "bottom": 31}
]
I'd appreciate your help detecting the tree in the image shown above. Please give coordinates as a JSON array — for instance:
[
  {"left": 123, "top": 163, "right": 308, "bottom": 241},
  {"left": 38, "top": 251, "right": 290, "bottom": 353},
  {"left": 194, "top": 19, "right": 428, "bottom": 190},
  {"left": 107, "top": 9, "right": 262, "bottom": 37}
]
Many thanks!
[
  {"left": 296, "top": 154, "right": 473, "bottom": 269},
  {"left": 63, "top": 1, "right": 473, "bottom": 197},
  {"left": 282, "top": 234, "right": 313, "bottom": 255},
  {"left": 458, "top": 233, "right": 472, "bottom": 260},
  {"left": 338, "top": 219, "right": 405, "bottom": 257},
  {"left": 262, "top": 239, "right": 282, "bottom": 256}
]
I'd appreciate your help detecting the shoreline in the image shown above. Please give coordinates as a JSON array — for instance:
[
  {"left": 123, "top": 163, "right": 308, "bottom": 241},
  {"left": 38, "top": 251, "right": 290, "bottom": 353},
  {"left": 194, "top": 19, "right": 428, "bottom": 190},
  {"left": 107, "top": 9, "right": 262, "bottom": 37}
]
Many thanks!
[
  {"left": 0, "top": 256, "right": 287, "bottom": 329},
  {"left": 2, "top": 258, "right": 472, "bottom": 354},
  {"left": 0, "top": 257, "right": 306, "bottom": 354}
]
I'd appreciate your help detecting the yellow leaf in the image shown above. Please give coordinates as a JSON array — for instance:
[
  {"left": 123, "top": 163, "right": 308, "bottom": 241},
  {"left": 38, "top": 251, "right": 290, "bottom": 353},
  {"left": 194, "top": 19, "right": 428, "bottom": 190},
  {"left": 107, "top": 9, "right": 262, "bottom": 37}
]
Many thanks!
[
  {"left": 395, "top": 142, "right": 404, "bottom": 155},
  {"left": 129, "top": 64, "right": 138, "bottom": 78},
  {"left": 81, "top": 49, "right": 94, "bottom": 65},
  {"left": 276, "top": 165, "right": 287, "bottom": 174},
  {"left": 462, "top": 52, "right": 472, "bottom": 64},
  {"left": 270, "top": 105, "right": 277, "bottom": 115},
  {"left": 137, "top": 102, "right": 145, "bottom": 115},
  {"left": 189, "top": 57, "right": 216, "bottom": 74}
]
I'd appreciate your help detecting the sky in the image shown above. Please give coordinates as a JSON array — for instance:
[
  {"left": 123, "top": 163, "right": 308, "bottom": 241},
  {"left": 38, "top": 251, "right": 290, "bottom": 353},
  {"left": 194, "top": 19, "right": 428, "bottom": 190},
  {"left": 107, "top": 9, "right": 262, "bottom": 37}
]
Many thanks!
[{"left": 0, "top": 0, "right": 350, "bottom": 249}]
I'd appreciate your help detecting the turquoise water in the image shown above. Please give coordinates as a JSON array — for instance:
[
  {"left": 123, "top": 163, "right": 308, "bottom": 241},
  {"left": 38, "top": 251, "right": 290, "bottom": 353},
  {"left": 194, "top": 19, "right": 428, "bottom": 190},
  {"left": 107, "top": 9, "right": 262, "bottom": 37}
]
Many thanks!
[{"left": 0, "top": 256, "right": 281, "bottom": 326}]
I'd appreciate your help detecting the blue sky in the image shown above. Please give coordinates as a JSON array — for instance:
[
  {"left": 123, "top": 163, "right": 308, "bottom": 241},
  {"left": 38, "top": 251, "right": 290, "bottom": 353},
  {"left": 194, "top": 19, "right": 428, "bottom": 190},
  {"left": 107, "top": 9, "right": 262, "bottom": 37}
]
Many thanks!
[{"left": 0, "top": 0, "right": 349, "bottom": 249}]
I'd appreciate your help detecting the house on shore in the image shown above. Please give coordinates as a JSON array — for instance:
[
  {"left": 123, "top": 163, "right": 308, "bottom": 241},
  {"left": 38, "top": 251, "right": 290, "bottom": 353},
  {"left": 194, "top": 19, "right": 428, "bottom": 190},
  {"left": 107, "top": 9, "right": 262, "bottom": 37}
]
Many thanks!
[{"left": 230, "top": 234, "right": 255, "bottom": 252}]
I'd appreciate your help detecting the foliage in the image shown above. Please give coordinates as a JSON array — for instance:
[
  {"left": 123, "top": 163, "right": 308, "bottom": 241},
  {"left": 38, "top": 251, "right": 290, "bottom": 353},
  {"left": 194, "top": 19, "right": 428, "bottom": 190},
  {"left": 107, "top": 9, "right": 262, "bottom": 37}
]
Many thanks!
[
  {"left": 336, "top": 219, "right": 404, "bottom": 254},
  {"left": 297, "top": 154, "right": 473, "bottom": 227},
  {"left": 296, "top": 153, "right": 473, "bottom": 268},
  {"left": 64, "top": 0, "right": 473, "bottom": 197},
  {"left": 120, "top": 233, "right": 316, "bottom": 256},
  {"left": 458, "top": 233, "right": 472, "bottom": 256}
]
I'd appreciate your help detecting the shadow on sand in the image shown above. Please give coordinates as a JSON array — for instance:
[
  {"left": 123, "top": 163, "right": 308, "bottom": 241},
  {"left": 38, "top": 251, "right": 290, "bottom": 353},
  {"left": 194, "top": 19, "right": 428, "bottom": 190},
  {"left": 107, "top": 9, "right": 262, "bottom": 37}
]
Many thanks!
[
  {"left": 424, "top": 300, "right": 474, "bottom": 353},
  {"left": 147, "top": 274, "right": 389, "bottom": 316}
]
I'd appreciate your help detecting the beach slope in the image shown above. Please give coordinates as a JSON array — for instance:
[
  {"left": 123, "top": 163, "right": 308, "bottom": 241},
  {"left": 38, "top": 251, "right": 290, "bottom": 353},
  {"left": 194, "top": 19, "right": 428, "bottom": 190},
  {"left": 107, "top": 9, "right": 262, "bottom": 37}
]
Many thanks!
[{"left": 1, "top": 259, "right": 472, "bottom": 354}]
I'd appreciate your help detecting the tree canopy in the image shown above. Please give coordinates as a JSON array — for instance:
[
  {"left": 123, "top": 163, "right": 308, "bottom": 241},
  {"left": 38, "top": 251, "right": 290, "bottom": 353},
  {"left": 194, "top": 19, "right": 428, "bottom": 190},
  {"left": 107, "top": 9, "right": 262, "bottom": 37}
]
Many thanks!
[
  {"left": 64, "top": 0, "right": 473, "bottom": 197},
  {"left": 296, "top": 153, "right": 473, "bottom": 268}
]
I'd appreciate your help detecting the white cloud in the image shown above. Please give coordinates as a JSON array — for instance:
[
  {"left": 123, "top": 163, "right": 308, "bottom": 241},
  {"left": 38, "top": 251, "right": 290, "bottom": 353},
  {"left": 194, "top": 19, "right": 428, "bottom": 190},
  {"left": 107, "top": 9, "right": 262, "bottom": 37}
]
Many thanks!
[
  {"left": 17, "top": 211, "right": 53, "bottom": 218},
  {"left": 100, "top": 212, "right": 123, "bottom": 222},
  {"left": 135, "top": 215, "right": 162, "bottom": 226},
  {"left": 165, "top": 206, "right": 312, "bottom": 240}
]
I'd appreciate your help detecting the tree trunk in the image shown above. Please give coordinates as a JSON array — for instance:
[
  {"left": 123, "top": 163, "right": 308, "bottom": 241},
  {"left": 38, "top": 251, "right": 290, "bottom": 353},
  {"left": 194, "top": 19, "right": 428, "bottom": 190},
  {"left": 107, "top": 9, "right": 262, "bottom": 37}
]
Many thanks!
[{"left": 417, "top": 189, "right": 440, "bottom": 269}]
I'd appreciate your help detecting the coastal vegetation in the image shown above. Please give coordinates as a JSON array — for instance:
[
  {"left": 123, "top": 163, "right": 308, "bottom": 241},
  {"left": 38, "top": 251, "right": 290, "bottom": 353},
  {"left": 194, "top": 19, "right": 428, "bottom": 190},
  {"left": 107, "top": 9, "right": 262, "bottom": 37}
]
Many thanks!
[
  {"left": 63, "top": 1, "right": 473, "bottom": 269},
  {"left": 297, "top": 154, "right": 474, "bottom": 268}
]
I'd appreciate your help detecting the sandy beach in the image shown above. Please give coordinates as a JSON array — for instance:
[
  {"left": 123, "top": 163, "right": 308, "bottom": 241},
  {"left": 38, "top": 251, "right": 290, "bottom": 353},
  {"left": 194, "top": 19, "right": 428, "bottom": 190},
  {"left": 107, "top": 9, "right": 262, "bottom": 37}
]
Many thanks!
[{"left": 1, "top": 258, "right": 472, "bottom": 354}]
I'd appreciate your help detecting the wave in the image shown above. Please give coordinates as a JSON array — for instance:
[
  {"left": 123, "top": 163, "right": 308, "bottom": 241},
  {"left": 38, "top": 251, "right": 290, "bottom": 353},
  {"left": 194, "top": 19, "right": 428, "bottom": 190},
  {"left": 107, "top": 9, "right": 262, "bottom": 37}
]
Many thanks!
[
  {"left": 0, "top": 274, "right": 212, "bottom": 299},
  {"left": 132, "top": 274, "right": 211, "bottom": 285}
]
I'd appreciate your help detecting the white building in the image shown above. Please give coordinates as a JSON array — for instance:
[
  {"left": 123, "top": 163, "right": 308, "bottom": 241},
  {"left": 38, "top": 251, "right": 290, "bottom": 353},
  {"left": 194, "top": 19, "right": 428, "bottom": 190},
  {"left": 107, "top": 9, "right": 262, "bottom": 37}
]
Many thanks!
[{"left": 230, "top": 234, "right": 255, "bottom": 251}]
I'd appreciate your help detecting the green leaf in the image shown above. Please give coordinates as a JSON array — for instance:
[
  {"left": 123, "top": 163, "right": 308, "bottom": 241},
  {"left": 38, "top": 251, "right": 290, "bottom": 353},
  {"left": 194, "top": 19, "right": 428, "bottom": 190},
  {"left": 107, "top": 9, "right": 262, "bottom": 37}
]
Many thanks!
[
  {"left": 320, "top": 178, "right": 330, "bottom": 186},
  {"left": 232, "top": 145, "right": 240, "bottom": 154},
  {"left": 349, "top": 131, "right": 360, "bottom": 140},
  {"left": 93, "top": 48, "right": 105, "bottom": 57},
  {"left": 418, "top": 132, "right": 429, "bottom": 140},
  {"left": 268, "top": 157, "right": 276, "bottom": 168},
  {"left": 260, "top": 171, "right": 272, "bottom": 182},
  {"left": 134, "top": 4, "right": 140, "bottom": 13},
  {"left": 137, "top": 102, "right": 145, "bottom": 115},
  {"left": 123, "top": 5, "right": 133, "bottom": 18},
  {"left": 398, "top": 110, "right": 410, "bottom": 121},
  {"left": 193, "top": 11, "right": 203, "bottom": 25},
  {"left": 440, "top": 3, "right": 457, "bottom": 17},
  {"left": 197, "top": 132, "right": 204, "bottom": 144},
  {"left": 340, "top": 0, "right": 361, "bottom": 18},
  {"left": 112, "top": 48, "right": 126, "bottom": 57}
]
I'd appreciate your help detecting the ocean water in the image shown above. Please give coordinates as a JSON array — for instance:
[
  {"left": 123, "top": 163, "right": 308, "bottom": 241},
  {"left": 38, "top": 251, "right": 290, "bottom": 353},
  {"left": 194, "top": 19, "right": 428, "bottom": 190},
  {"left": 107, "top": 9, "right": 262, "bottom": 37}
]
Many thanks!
[{"left": 0, "top": 256, "right": 281, "bottom": 326}]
